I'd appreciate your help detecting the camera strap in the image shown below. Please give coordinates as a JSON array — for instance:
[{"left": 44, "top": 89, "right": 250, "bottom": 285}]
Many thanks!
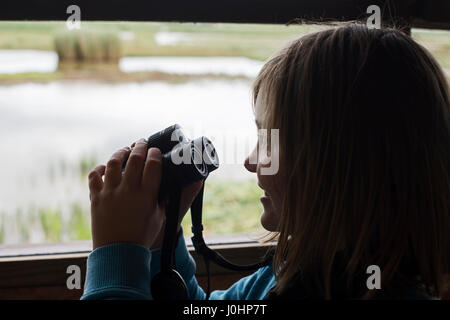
[
  {"left": 160, "top": 187, "right": 181, "bottom": 273},
  {"left": 151, "top": 186, "right": 189, "bottom": 300},
  {"left": 153, "top": 181, "right": 272, "bottom": 300}
]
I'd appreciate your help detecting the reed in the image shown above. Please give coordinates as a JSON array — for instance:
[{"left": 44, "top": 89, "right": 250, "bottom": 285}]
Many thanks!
[{"left": 54, "top": 30, "right": 122, "bottom": 64}]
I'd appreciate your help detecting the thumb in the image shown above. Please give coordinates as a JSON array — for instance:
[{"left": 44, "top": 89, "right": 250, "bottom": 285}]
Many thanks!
[{"left": 142, "top": 147, "right": 162, "bottom": 197}]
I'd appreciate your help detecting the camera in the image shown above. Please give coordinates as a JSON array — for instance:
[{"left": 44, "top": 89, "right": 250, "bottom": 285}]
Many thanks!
[
  {"left": 142, "top": 124, "right": 219, "bottom": 300},
  {"left": 123, "top": 124, "right": 219, "bottom": 201}
]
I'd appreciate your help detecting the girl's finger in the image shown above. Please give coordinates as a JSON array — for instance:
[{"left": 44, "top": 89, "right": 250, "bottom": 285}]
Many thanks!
[
  {"left": 104, "top": 147, "right": 131, "bottom": 189},
  {"left": 142, "top": 147, "right": 162, "bottom": 196},
  {"left": 123, "top": 139, "right": 148, "bottom": 187},
  {"left": 88, "top": 164, "right": 106, "bottom": 195}
]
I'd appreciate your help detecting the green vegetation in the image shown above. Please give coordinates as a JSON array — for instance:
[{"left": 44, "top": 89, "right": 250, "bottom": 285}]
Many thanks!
[
  {"left": 0, "top": 152, "right": 265, "bottom": 244},
  {"left": 412, "top": 29, "right": 450, "bottom": 71},
  {"left": 39, "top": 208, "right": 63, "bottom": 242},
  {"left": 0, "top": 214, "right": 4, "bottom": 244},
  {"left": 182, "top": 179, "right": 266, "bottom": 236},
  {"left": 16, "top": 209, "right": 31, "bottom": 242},
  {"left": 0, "top": 71, "right": 65, "bottom": 83},
  {"left": 79, "top": 155, "right": 98, "bottom": 178},
  {"left": 68, "top": 203, "right": 91, "bottom": 240},
  {"left": 0, "top": 21, "right": 326, "bottom": 83},
  {"left": 1, "top": 179, "right": 264, "bottom": 244},
  {"left": 0, "top": 21, "right": 323, "bottom": 60},
  {"left": 0, "top": 22, "right": 448, "bottom": 83},
  {"left": 54, "top": 30, "right": 122, "bottom": 63},
  {"left": 0, "top": 22, "right": 447, "bottom": 65}
]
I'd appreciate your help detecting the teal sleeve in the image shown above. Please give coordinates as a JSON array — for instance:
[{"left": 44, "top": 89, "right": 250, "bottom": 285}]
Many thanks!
[
  {"left": 208, "top": 265, "right": 276, "bottom": 300},
  {"left": 81, "top": 229, "right": 276, "bottom": 300},
  {"left": 81, "top": 242, "right": 152, "bottom": 300}
]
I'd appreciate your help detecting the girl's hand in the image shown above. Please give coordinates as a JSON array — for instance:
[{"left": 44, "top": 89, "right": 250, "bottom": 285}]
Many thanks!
[{"left": 88, "top": 139, "right": 203, "bottom": 250}]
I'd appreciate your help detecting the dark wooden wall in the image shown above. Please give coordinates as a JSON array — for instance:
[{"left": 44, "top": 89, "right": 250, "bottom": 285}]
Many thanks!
[
  {"left": 0, "top": 243, "right": 269, "bottom": 299},
  {"left": 0, "top": 244, "right": 449, "bottom": 300},
  {"left": 0, "top": 0, "right": 448, "bottom": 30}
]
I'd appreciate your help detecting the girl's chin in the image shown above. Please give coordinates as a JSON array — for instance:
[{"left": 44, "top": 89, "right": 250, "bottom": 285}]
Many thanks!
[
  {"left": 260, "top": 194, "right": 280, "bottom": 231},
  {"left": 260, "top": 208, "right": 279, "bottom": 232}
]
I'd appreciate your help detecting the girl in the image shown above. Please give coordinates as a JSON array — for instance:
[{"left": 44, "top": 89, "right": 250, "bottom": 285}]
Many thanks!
[{"left": 81, "top": 24, "right": 450, "bottom": 300}]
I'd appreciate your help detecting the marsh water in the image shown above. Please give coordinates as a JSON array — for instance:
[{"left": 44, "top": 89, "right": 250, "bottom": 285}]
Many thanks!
[{"left": 0, "top": 50, "right": 262, "bottom": 244}]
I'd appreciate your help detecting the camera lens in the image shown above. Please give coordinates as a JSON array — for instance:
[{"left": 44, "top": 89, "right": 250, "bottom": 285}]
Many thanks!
[
  {"left": 164, "top": 138, "right": 208, "bottom": 189},
  {"left": 202, "top": 137, "right": 219, "bottom": 174},
  {"left": 190, "top": 140, "right": 207, "bottom": 177}
]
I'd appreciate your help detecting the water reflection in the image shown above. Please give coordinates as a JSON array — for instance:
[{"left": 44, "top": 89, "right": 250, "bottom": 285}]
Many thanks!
[
  {"left": 0, "top": 48, "right": 265, "bottom": 244},
  {"left": 0, "top": 79, "right": 258, "bottom": 243},
  {"left": 120, "top": 56, "right": 263, "bottom": 77},
  {"left": 0, "top": 49, "right": 264, "bottom": 77},
  {"left": 0, "top": 50, "right": 58, "bottom": 74}
]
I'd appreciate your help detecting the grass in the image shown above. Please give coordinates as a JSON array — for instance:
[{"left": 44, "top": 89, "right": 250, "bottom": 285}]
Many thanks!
[
  {"left": 0, "top": 176, "right": 265, "bottom": 244},
  {"left": 16, "top": 209, "right": 31, "bottom": 242},
  {"left": 0, "top": 22, "right": 448, "bottom": 64},
  {"left": 79, "top": 156, "right": 98, "bottom": 178},
  {"left": 0, "top": 21, "right": 324, "bottom": 83},
  {"left": 0, "top": 69, "right": 252, "bottom": 85},
  {"left": 0, "top": 147, "right": 265, "bottom": 244},
  {"left": 182, "top": 179, "right": 266, "bottom": 236},
  {"left": 68, "top": 203, "right": 91, "bottom": 240},
  {"left": 0, "top": 71, "right": 65, "bottom": 83},
  {"left": 0, "top": 22, "right": 448, "bottom": 84},
  {"left": 0, "top": 214, "right": 4, "bottom": 243},
  {"left": 0, "top": 21, "right": 320, "bottom": 60},
  {"left": 412, "top": 29, "right": 450, "bottom": 70},
  {"left": 39, "top": 209, "right": 63, "bottom": 242},
  {"left": 54, "top": 30, "right": 122, "bottom": 63}
]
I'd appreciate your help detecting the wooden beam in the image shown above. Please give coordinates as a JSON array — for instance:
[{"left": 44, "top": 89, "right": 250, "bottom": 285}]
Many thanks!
[{"left": 0, "top": 0, "right": 448, "bottom": 30}]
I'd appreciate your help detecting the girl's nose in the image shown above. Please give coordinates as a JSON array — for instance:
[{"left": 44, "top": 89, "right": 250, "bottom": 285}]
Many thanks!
[{"left": 244, "top": 146, "right": 258, "bottom": 173}]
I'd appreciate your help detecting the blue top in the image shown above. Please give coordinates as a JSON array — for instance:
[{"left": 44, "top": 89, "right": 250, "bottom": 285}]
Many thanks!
[
  {"left": 81, "top": 230, "right": 276, "bottom": 300},
  {"left": 81, "top": 229, "right": 435, "bottom": 300}
]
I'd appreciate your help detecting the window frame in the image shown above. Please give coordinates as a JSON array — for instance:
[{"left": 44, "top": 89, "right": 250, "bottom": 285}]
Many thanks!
[
  {"left": 0, "top": 0, "right": 449, "bottom": 299},
  {"left": 0, "top": 236, "right": 275, "bottom": 299},
  {"left": 0, "top": 0, "right": 449, "bottom": 31}
]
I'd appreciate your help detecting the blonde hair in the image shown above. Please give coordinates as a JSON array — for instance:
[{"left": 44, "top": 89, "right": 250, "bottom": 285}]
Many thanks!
[{"left": 253, "top": 24, "right": 450, "bottom": 299}]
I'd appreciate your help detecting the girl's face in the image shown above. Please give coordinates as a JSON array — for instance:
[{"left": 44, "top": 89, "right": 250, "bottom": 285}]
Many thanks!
[{"left": 244, "top": 92, "right": 283, "bottom": 232}]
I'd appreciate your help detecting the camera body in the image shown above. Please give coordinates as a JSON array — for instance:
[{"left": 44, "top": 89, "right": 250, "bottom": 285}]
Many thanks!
[
  {"left": 145, "top": 124, "right": 219, "bottom": 300},
  {"left": 126, "top": 124, "right": 219, "bottom": 201}
]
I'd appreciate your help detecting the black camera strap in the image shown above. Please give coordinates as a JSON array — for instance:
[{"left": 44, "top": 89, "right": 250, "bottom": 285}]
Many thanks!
[
  {"left": 153, "top": 180, "right": 271, "bottom": 300},
  {"left": 151, "top": 186, "right": 189, "bottom": 300},
  {"left": 160, "top": 187, "right": 181, "bottom": 273}
]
